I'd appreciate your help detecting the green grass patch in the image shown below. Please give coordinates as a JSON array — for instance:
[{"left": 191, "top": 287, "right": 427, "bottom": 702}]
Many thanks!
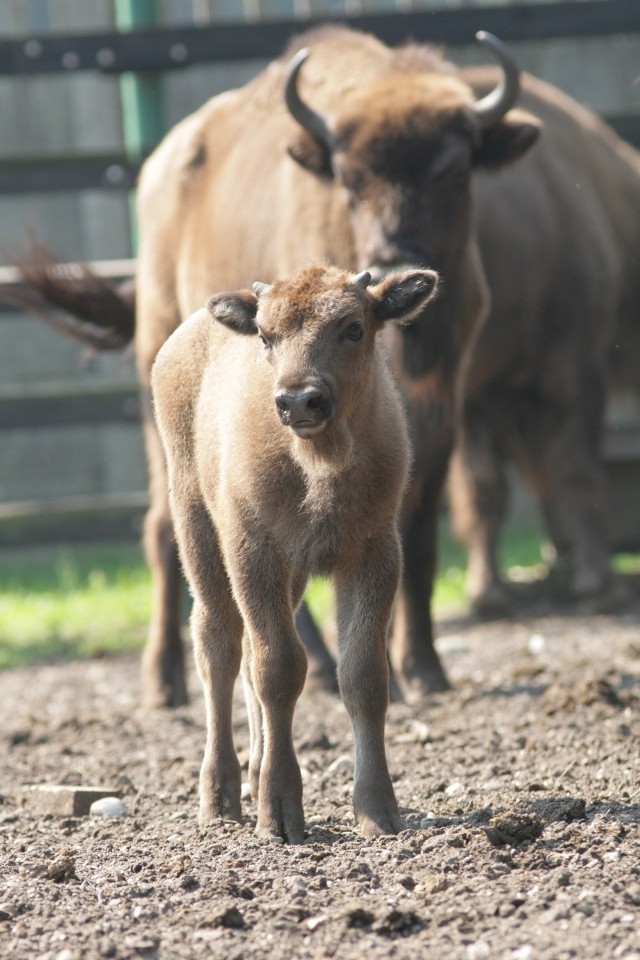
[
  {"left": 0, "top": 544, "right": 150, "bottom": 668},
  {"left": 433, "top": 517, "right": 548, "bottom": 612},
  {"left": 0, "top": 518, "right": 588, "bottom": 669}
]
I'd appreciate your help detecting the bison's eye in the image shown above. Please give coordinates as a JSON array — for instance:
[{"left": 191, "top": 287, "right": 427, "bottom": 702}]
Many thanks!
[{"left": 345, "top": 322, "right": 364, "bottom": 342}]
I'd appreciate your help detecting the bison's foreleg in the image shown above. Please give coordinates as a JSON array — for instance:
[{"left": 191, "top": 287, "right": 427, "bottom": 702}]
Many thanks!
[
  {"left": 294, "top": 601, "right": 338, "bottom": 694},
  {"left": 335, "top": 532, "right": 405, "bottom": 839},
  {"left": 447, "top": 408, "right": 512, "bottom": 618},
  {"left": 522, "top": 390, "right": 614, "bottom": 601},
  {"left": 392, "top": 473, "right": 451, "bottom": 696},
  {"left": 139, "top": 395, "right": 188, "bottom": 708}
]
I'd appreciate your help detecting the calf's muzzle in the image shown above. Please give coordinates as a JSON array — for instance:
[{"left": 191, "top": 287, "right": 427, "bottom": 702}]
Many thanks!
[{"left": 275, "top": 382, "right": 333, "bottom": 436}]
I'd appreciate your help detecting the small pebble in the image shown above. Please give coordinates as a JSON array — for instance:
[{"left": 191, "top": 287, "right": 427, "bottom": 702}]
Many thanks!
[
  {"left": 528, "top": 633, "right": 546, "bottom": 654},
  {"left": 445, "top": 782, "right": 465, "bottom": 797},
  {"left": 90, "top": 797, "right": 126, "bottom": 819},
  {"left": 327, "top": 755, "right": 354, "bottom": 776}
]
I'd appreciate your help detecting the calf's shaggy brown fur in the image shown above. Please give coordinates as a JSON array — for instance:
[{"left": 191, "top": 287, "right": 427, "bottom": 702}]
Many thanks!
[{"left": 151, "top": 263, "right": 437, "bottom": 841}]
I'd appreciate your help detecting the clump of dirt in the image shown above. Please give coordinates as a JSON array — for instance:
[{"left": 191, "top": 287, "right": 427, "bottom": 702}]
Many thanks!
[
  {"left": 528, "top": 796, "right": 587, "bottom": 823},
  {"left": 542, "top": 673, "right": 629, "bottom": 714},
  {"left": 46, "top": 851, "right": 77, "bottom": 883},
  {"left": 484, "top": 812, "right": 544, "bottom": 847}
]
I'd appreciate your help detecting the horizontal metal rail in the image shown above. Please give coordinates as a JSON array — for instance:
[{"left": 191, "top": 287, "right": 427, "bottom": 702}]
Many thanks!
[
  {"left": 0, "top": 492, "right": 148, "bottom": 547},
  {"left": 0, "top": 380, "right": 139, "bottom": 430},
  {"left": 0, "top": 153, "right": 141, "bottom": 194},
  {"left": 0, "top": 1, "right": 637, "bottom": 77}
]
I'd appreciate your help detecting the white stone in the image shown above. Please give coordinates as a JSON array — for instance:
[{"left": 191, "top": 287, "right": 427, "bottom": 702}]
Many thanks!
[
  {"left": 327, "top": 755, "right": 354, "bottom": 776},
  {"left": 511, "top": 947, "right": 534, "bottom": 960},
  {"left": 89, "top": 796, "right": 126, "bottom": 818},
  {"left": 528, "top": 633, "right": 546, "bottom": 654},
  {"left": 445, "top": 781, "right": 465, "bottom": 797}
]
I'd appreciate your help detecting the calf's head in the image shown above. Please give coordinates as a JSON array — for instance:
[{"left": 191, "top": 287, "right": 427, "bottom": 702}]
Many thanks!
[
  {"left": 206, "top": 263, "right": 438, "bottom": 438},
  {"left": 285, "top": 32, "right": 540, "bottom": 282}
]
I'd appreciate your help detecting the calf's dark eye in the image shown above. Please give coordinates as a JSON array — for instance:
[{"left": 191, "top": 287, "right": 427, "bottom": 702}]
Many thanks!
[{"left": 345, "top": 322, "right": 364, "bottom": 342}]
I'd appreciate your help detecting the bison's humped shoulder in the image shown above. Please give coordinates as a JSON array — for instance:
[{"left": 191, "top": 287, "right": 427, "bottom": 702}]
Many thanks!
[{"left": 139, "top": 90, "right": 241, "bottom": 201}]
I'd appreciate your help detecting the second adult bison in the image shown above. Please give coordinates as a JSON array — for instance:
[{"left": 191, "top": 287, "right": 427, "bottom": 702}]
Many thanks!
[{"left": 19, "top": 24, "right": 640, "bottom": 705}]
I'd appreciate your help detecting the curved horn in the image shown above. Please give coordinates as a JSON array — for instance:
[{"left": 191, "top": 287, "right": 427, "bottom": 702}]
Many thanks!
[
  {"left": 252, "top": 281, "right": 271, "bottom": 298},
  {"left": 284, "top": 48, "right": 333, "bottom": 147},
  {"left": 353, "top": 270, "right": 372, "bottom": 290},
  {"left": 473, "top": 31, "right": 521, "bottom": 128}
]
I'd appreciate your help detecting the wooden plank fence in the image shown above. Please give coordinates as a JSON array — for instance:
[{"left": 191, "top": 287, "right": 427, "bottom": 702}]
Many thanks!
[{"left": 1, "top": 0, "right": 640, "bottom": 549}]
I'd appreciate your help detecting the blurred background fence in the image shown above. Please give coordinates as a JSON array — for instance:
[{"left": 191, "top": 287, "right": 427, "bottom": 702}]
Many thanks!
[{"left": 1, "top": 0, "right": 639, "bottom": 550}]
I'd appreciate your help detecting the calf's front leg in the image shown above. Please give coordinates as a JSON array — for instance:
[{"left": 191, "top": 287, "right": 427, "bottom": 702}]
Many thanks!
[
  {"left": 335, "top": 532, "right": 405, "bottom": 838},
  {"left": 229, "top": 547, "right": 308, "bottom": 843},
  {"left": 167, "top": 488, "right": 244, "bottom": 823}
]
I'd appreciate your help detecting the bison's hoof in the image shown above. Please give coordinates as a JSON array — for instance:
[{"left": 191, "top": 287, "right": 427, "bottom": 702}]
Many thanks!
[
  {"left": 141, "top": 661, "right": 189, "bottom": 709},
  {"left": 401, "top": 663, "right": 451, "bottom": 702},
  {"left": 304, "top": 664, "right": 339, "bottom": 695},
  {"left": 469, "top": 581, "right": 513, "bottom": 620}
]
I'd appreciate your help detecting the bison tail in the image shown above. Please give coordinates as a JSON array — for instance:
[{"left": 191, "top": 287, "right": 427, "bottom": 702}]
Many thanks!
[{"left": 7, "top": 240, "right": 135, "bottom": 351}]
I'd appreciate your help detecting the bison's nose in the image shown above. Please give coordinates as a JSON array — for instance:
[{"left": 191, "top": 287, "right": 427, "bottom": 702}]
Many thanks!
[{"left": 275, "top": 384, "right": 333, "bottom": 434}]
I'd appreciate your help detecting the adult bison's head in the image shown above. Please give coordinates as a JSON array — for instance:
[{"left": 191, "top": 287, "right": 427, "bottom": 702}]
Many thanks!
[{"left": 284, "top": 32, "right": 540, "bottom": 285}]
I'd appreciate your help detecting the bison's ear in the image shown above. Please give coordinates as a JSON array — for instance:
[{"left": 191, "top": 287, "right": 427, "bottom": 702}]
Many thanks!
[
  {"left": 370, "top": 269, "right": 439, "bottom": 326},
  {"left": 473, "top": 109, "right": 541, "bottom": 170},
  {"left": 206, "top": 290, "right": 258, "bottom": 335},
  {"left": 287, "top": 132, "right": 334, "bottom": 180}
]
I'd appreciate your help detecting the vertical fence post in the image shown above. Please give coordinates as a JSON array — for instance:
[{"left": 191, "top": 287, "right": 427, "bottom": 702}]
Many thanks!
[{"left": 114, "top": 0, "right": 166, "bottom": 253}]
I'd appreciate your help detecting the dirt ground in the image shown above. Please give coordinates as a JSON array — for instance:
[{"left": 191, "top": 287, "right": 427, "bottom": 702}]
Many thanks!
[{"left": 1, "top": 589, "right": 639, "bottom": 960}]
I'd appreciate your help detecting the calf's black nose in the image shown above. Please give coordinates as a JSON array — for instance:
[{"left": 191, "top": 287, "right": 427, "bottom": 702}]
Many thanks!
[{"left": 274, "top": 384, "right": 333, "bottom": 428}]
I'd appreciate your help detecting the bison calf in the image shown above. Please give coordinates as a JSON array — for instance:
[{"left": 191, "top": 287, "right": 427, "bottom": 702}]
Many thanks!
[{"left": 151, "top": 262, "right": 437, "bottom": 841}]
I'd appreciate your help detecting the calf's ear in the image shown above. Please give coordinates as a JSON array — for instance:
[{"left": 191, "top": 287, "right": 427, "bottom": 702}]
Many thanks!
[
  {"left": 206, "top": 290, "right": 259, "bottom": 335},
  {"left": 371, "top": 269, "right": 439, "bottom": 326}
]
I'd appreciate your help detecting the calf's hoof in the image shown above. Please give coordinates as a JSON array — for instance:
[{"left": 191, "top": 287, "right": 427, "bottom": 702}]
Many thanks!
[
  {"left": 354, "top": 775, "right": 404, "bottom": 838},
  {"left": 199, "top": 764, "right": 242, "bottom": 824},
  {"left": 355, "top": 801, "right": 405, "bottom": 839},
  {"left": 199, "top": 795, "right": 242, "bottom": 826},
  {"left": 256, "top": 801, "right": 305, "bottom": 845}
]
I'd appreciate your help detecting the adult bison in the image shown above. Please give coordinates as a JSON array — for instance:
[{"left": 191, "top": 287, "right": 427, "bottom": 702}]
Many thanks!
[
  {"left": 23, "top": 23, "right": 639, "bottom": 707},
  {"left": 21, "top": 24, "right": 539, "bottom": 706}
]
